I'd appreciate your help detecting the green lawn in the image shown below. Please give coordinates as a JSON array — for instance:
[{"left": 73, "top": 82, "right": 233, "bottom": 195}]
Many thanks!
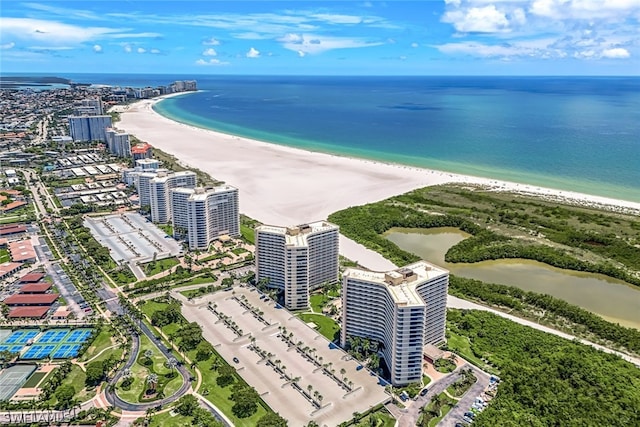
[
  {"left": 446, "top": 330, "right": 496, "bottom": 374},
  {"left": 157, "top": 224, "right": 173, "bottom": 236},
  {"left": 309, "top": 294, "right": 331, "bottom": 313},
  {"left": 116, "top": 333, "right": 175, "bottom": 404},
  {"left": 0, "top": 248, "right": 10, "bottom": 263},
  {"left": 176, "top": 276, "right": 216, "bottom": 287},
  {"left": 189, "top": 349, "right": 269, "bottom": 427},
  {"left": 298, "top": 313, "right": 340, "bottom": 342},
  {"left": 23, "top": 371, "right": 47, "bottom": 388},
  {"left": 92, "top": 346, "right": 124, "bottom": 365},
  {"left": 144, "top": 257, "right": 180, "bottom": 276},
  {"left": 79, "top": 328, "right": 114, "bottom": 362},
  {"left": 139, "top": 299, "right": 170, "bottom": 319},
  {"left": 240, "top": 224, "right": 255, "bottom": 244},
  {"left": 149, "top": 410, "right": 192, "bottom": 427},
  {"left": 231, "top": 247, "right": 248, "bottom": 255}
]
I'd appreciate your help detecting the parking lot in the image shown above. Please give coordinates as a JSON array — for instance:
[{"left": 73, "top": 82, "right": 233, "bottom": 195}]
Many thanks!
[
  {"left": 84, "top": 213, "right": 182, "bottom": 279},
  {"left": 178, "top": 286, "right": 390, "bottom": 426}
]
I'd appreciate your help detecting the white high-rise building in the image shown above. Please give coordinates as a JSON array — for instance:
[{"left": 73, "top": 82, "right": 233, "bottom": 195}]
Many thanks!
[
  {"left": 341, "top": 261, "right": 449, "bottom": 386},
  {"left": 135, "top": 159, "right": 160, "bottom": 170},
  {"left": 171, "top": 186, "right": 240, "bottom": 250},
  {"left": 255, "top": 221, "right": 339, "bottom": 310},
  {"left": 75, "top": 98, "right": 104, "bottom": 115},
  {"left": 68, "top": 115, "right": 112, "bottom": 142},
  {"left": 105, "top": 128, "right": 131, "bottom": 157},
  {"left": 149, "top": 171, "right": 197, "bottom": 223},
  {"left": 135, "top": 170, "right": 166, "bottom": 208}
]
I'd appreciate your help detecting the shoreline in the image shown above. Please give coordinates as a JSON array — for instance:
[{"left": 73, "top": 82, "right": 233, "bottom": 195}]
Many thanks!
[{"left": 117, "top": 96, "right": 640, "bottom": 269}]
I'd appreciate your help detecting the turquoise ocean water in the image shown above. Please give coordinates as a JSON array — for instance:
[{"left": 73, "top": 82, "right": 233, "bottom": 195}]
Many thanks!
[
  {"left": 54, "top": 74, "right": 640, "bottom": 202},
  {"left": 151, "top": 76, "right": 640, "bottom": 203}
]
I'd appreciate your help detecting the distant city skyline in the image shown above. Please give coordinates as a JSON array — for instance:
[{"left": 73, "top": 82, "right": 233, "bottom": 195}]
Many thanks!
[{"left": 1, "top": 0, "right": 639, "bottom": 75}]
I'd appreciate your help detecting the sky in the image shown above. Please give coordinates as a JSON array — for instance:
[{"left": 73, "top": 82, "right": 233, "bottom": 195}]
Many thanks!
[{"left": 1, "top": 0, "right": 639, "bottom": 75}]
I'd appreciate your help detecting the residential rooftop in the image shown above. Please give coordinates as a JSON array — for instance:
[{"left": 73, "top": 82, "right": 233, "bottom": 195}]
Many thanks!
[{"left": 343, "top": 261, "right": 449, "bottom": 307}]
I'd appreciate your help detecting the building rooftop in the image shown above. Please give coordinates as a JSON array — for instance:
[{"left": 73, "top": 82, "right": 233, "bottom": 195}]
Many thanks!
[
  {"left": 3, "top": 293, "right": 59, "bottom": 305},
  {"left": 151, "top": 170, "right": 196, "bottom": 183},
  {"left": 257, "top": 221, "right": 339, "bottom": 247},
  {"left": 131, "top": 142, "right": 152, "bottom": 154},
  {"left": 0, "top": 262, "right": 22, "bottom": 276},
  {"left": 20, "top": 282, "right": 52, "bottom": 293},
  {"left": 344, "top": 261, "right": 448, "bottom": 307},
  {"left": 8, "top": 306, "right": 49, "bottom": 318},
  {"left": 8, "top": 240, "right": 36, "bottom": 262},
  {"left": 187, "top": 185, "right": 237, "bottom": 201},
  {"left": 19, "top": 272, "right": 45, "bottom": 283},
  {"left": 0, "top": 224, "right": 27, "bottom": 236}
]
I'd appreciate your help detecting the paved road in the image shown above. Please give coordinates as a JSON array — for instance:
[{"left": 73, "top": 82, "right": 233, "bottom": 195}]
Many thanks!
[
  {"left": 439, "top": 365, "right": 490, "bottom": 427},
  {"left": 394, "top": 366, "right": 465, "bottom": 427},
  {"left": 104, "top": 319, "right": 192, "bottom": 412}
]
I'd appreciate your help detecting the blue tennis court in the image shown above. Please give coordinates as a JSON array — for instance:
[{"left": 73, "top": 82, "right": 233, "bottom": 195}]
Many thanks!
[
  {"left": 36, "top": 329, "right": 70, "bottom": 344},
  {"left": 0, "top": 345, "right": 23, "bottom": 354},
  {"left": 65, "top": 329, "right": 92, "bottom": 344},
  {"left": 51, "top": 344, "right": 81, "bottom": 359},
  {"left": 21, "top": 345, "right": 56, "bottom": 360},
  {"left": 3, "top": 330, "right": 38, "bottom": 345}
]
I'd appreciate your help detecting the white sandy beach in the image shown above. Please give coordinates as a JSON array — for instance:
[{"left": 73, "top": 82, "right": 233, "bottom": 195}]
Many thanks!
[{"left": 117, "top": 96, "right": 640, "bottom": 270}]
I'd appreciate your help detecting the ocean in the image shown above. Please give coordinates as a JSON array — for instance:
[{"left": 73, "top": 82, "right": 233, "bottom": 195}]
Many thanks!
[{"left": 42, "top": 74, "right": 640, "bottom": 201}]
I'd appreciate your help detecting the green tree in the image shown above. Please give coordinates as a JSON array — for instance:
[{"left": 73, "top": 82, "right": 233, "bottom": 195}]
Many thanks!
[
  {"left": 85, "top": 360, "right": 105, "bottom": 387},
  {"left": 54, "top": 384, "right": 75, "bottom": 409},
  {"left": 230, "top": 383, "right": 259, "bottom": 418},
  {"left": 175, "top": 394, "right": 198, "bottom": 416},
  {"left": 256, "top": 412, "right": 288, "bottom": 427},
  {"left": 196, "top": 341, "right": 213, "bottom": 361},
  {"left": 216, "top": 364, "right": 236, "bottom": 388}
]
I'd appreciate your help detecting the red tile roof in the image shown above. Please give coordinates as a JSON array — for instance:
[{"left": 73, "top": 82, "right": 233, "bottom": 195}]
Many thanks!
[
  {"left": 0, "top": 201, "right": 27, "bottom": 212},
  {"left": 8, "top": 240, "right": 36, "bottom": 262},
  {"left": 20, "top": 282, "right": 52, "bottom": 293},
  {"left": 0, "top": 262, "right": 22, "bottom": 277},
  {"left": 3, "top": 293, "right": 59, "bottom": 305},
  {"left": 131, "top": 142, "right": 152, "bottom": 154},
  {"left": 8, "top": 306, "right": 49, "bottom": 318},
  {"left": 19, "top": 273, "right": 45, "bottom": 283},
  {"left": 0, "top": 224, "right": 27, "bottom": 236}
]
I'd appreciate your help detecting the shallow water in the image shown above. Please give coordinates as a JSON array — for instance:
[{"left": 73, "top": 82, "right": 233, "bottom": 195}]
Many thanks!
[{"left": 385, "top": 227, "right": 640, "bottom": 329}]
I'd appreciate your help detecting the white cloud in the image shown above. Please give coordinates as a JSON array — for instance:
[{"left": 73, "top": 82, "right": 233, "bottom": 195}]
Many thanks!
[
  {"left": 443, "top": 5, "right": 510, "bottom": 33},
  {"left": 1, "top": 42, "right": 15, "bottom": 49},
  {"left": 93, "top": 44, "right": 102, "bottom": 53},
  {"left": 203, "top": 48, "right": 217, "bottom": 56},
  {"left": 0, "top": 17, "right": 120, "bottom": 45},
  {"left": 246, "top": 47, "right": 260, "bottom": 58},
  {"left": 411, "top": 42, "right": 419, "bottom": 48},
  {"left": 440, "top": 1, "right": 640, "bottom": 62},
  {"left": 203, "top": 37, "right": 220, "bottom": 45},
  {"left": 106, "top": 32, "right": 162, "bottom": 39},
  {"left": 150, "top": 48, "right": 161, "bottom": 54},
  {"left": 137, "top": 47, "right": 146, "bottom": 53},
  {"left": 601, "top": 47, "right": 631, "bottom": 58},
  {"left": 124, "top": 45, "right": 132, "bottom": 53},
  {"left": 297, "top": 50, "right": 306, "bottom": 57},
  {"left": 278, "top": 33, "right": 383, "bottom": 55},
  {"left": 308, "top": 13, "right": 363, "bottom": 24},
  {"left": 195, "top": 58, "right": 229, "bottom": 66}
]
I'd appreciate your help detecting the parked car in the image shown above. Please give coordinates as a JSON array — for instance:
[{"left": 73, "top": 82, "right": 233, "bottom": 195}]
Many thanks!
[
  {"left": 233, "top": 357, "right": 239, "bottom": 363},
  {"left": 420, "top": 388, "right": 429, "bottom": 397}
]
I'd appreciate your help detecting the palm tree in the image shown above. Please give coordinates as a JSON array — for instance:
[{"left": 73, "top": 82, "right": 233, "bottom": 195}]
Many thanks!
[
  {"left": 340, "top": 368, "right": 346, "bottom": 380},
  {"left": 307, "top": 384, "right": 313, "bottom": 396},
  {"left": 146, "top": 373, "right": 158, "bottom": 392}
]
